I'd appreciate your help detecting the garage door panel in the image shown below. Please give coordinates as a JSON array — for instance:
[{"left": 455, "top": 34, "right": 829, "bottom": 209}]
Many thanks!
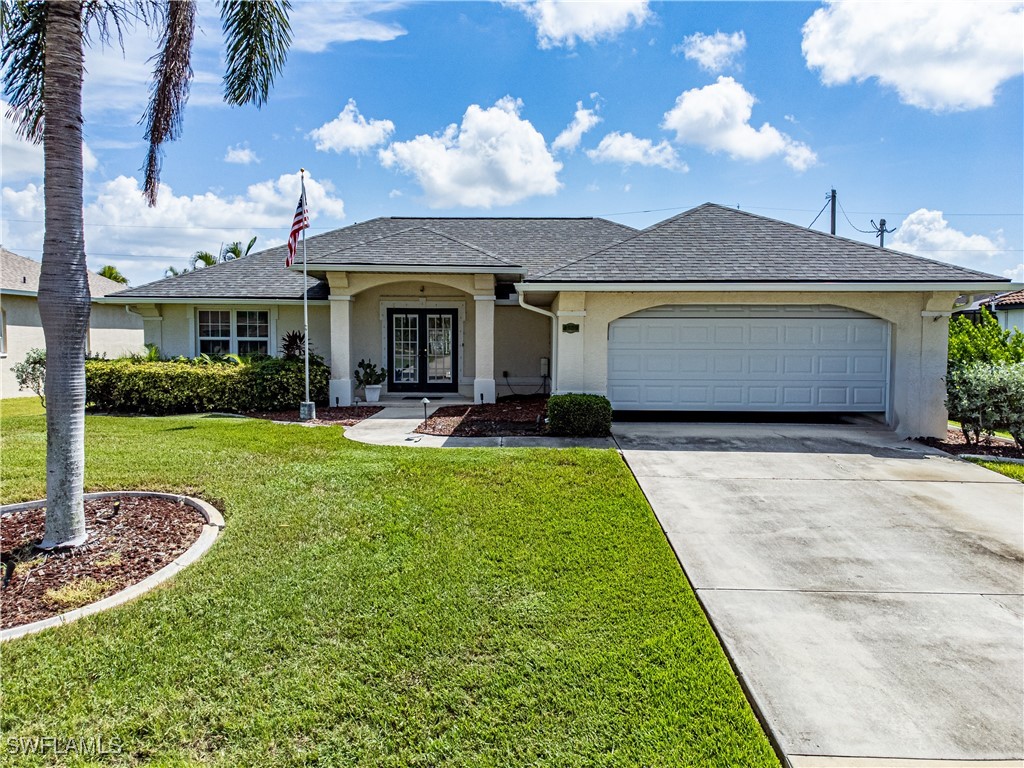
[{"left": 608, "top": 307, "right": 889, "bottom": 412}]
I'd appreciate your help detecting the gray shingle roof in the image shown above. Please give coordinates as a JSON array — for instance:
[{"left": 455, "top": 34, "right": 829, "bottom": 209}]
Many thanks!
[
  {"left": 1, "top": 247, "right": 131, "bottom": 296},
  {"left": 532, "top": 203, "right": 1007, "bottom": 284},
  {"left": 110, "top": 216, "right": 636, "bottom": 300},
  {"left": 318, "top": 225, "right": 522, "bottom": 269},
  {"left": 106, "top": 205, "right": 1009, "bottom": 302}
]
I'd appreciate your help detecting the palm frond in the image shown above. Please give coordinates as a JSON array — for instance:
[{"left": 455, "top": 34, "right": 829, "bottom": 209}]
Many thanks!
[
  {"left": 220, "top": 0, "right": 291, "bottom": 107},
  {"left": 190, "top": 250, "right": 217, "bottom": 269},
  {"left": 141, "top": 0, "right": 196, "bottom": 206},
  {"left": 1, "top": 0, "right": 46, "bottom": 142}
]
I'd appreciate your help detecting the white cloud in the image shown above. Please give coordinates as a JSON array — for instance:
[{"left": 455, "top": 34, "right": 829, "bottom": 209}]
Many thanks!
[
  {"left": 379, "top": 96, "right": 562, "bottom": 208},
  {"left": 224, "top": 143, "right": 260, "bottom": 164},
  {"left": 1, "top": 172, "right": 346, "bottom": 286},
  {"left": 1004, "top": 263, "right": 1024, "bottom": 282},
  {"left": 552, "top": 99, "right": 602, "bottom": 152},
  {"left": 289, "top": 1, "right": 407, "bottom": 53},
  {"left": 2, "top": 100, "right": 97, "bottom": 181},
  {"left": 310, "top": 99, "right": 395, "bottom": 154},
  {"left": 661, "top": 76, "right": 817, "bottom": 171},
  {"left": 674, "top": 30, "right": 746, "bottom": 72},
  {"left": 802, "top": 0, "right": 1024, "bottom": 112},
  {"left": 889, "top": 209, "right": 1003, "bottom": 262},
  {"left": 586, "top": 131, "right": 685, "bottom": 171},
  {"left": 506, "top": 0, "right": 651, "bottom": 48}
]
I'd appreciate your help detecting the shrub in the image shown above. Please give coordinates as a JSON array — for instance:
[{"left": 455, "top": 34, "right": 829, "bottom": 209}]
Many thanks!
[
  {"left": 85, "top": 357, "right": 329, "bottom": 415},
  {"left": 946, "top": 361, "right": 1024, "bottom": 448},
  {"left": 12, "top": 348, "right": 46, "bottom": 406},
  {"left": 545, "top": 393, "right": 612, "bottom": 437},
  {"left": 354, "top": 359, "right": 388, "bottom": 387},
  {"left": 948, "top": 307, "right": 1024, "bottom": 370}
]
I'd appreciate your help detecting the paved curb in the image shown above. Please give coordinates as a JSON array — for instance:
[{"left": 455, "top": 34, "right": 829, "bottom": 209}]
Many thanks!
[
  {"left": 958, "top": 454, "right": 1024, "bottom": 466},
  {"left": 1, "top": 491, "right": 224, "bottom": 643}
]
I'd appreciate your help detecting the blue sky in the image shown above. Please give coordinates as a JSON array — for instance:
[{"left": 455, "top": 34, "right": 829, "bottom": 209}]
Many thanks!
[{"left": 2, "top": 0, "right": 1022, "bottom": 287}]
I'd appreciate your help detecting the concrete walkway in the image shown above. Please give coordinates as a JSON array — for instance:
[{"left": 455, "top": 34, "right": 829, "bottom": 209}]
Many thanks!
[
  {"left": 614, "top": 421, "right": 1024, "bottom": 767},
  {"left": 343, "top": 401, "right": 615, "bottom": 448}
]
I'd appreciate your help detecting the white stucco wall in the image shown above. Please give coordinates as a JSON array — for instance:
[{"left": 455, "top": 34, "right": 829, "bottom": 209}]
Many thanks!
[
  {"left": 1, "top": 294, "right": 143, "bottom": 398},
  {"left": 543, "top": 290, "right": 958, "bottom": 439},
  {"left": 996, "top": 307, "right": 1024, "bottom": 332},
  {"left": 137, "top": 303, "right": 329, "bottom": 362}
]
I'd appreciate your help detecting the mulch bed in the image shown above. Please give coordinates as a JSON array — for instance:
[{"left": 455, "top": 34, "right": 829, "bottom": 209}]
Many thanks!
[
  {"left": 916, "top": 429, "right": 1023, "bottom": 460},
  {"left": 415, "top": 395, "right": 548, "bottom": 437},
  {"left": 1, "top": 496, "right": 205, "bottom": 630},
  {"left": 246, "top": 405, "right": 384, "bottom": 427}
]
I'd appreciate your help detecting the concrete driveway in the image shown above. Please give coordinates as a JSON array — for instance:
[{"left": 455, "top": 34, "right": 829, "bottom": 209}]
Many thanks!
[{"left": 614, "top": 420, "right": 1024, "bottom": 767}]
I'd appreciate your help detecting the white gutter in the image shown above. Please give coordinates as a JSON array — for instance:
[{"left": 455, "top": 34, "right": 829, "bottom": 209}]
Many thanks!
[
  {"left": 0, "top": 288, "right": 38, "bottom": 298},
  {"left": 94, "top": 296, "right": 329, "bottom": 306},
  {"left": 518, "top": 292, "right": 557, "bottom": 393},
  {"left": 514, "top": 281, "right": 1019, "bottom": 293}
]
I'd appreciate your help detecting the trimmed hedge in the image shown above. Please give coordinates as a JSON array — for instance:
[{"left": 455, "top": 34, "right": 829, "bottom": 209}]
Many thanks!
[
  {"left": 545, "top": 393, "right": 613, "bottom": 437},
  {"left": 946, "top": 361, "right": 1024, "bottom": 448},
  {"left": 85, "top": 358, "right": 329, "bottom": 415}
]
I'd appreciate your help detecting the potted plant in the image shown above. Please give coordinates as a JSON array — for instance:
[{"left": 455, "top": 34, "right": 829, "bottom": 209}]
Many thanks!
[{"left": 354, "top": 359, "right": 388, "bottom": 402}]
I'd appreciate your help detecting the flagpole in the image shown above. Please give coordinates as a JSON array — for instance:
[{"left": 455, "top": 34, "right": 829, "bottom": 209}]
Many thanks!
[{"left": 300, "top": 168, "right": 312, "bottom": 416}]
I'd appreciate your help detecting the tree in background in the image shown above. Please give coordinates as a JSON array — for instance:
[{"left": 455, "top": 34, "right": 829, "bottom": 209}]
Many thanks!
[
  {"left": 97, "top": 264, "right": 128, "bottom": 284},
  {"left": 1, "top": 0, "right": 292, "bottom": 548}
]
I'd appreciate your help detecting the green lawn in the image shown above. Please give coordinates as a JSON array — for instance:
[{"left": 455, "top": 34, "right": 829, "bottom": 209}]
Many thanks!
[
  {"left": 0, "top": 398, "right": 777, "bottom": 767},
  {"left": 966, "top": 458, "right": 1024, "bottom": 482}
]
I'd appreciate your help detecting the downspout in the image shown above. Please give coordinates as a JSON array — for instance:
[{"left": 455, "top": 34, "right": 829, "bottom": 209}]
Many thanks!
[{"left": 518, "top": 291, "right": 557, "bottom": 393}]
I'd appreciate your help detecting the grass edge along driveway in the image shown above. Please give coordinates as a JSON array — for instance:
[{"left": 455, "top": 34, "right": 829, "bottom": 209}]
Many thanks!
[{"left": 0, "top": 398, "right": 777, "bottom": 767}]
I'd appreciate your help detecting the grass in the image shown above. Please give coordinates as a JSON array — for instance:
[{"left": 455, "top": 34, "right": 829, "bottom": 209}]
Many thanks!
[
  {"left": 965, "top": 458, "right": 1024, "bottom": 482},
  {"left": 948, "top": 421, "right": 1015, "bottom": 440},
  {"left": 0, "top": 398, "right": 777, "bottom": 767}
]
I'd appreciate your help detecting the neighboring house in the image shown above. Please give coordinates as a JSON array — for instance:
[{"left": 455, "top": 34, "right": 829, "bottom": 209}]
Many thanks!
[
  {"left": 985, "top": 290, "right": 1024, "bottom": 332},
  {"left": 102, "top": 204, "right": 1014, "bottom": 438},
  {"left": 1, "top": 248, "right": 145, "bottom": 398}
]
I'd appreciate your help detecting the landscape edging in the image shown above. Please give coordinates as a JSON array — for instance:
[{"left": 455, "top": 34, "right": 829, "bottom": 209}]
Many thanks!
[{"left": 1, "top": 491, "right": 224, "bottom": 643}]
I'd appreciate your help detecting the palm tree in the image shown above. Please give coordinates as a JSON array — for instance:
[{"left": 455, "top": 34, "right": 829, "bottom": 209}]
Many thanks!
[
  {"left": 97, "top": 264, "right": 128, "bottom": 284},
  {"left": 190, "top": 250, "right": 218, "bottom": 270},
  {"left": 221, "top": 235, "right": 258, "bottom": 261},
  {"left": 1, "top": 1, "right": 292, "bottom": 548}
]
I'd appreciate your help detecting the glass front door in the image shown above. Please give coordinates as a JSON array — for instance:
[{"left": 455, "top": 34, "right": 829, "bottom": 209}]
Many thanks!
[{"left": 387, "top": 309, "right": 458, "bottom": 392}]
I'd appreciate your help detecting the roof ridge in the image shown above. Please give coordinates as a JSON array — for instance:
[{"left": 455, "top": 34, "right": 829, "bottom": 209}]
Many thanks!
[{"left": 417, "top": 224, "right": 522, "bottom": 268}]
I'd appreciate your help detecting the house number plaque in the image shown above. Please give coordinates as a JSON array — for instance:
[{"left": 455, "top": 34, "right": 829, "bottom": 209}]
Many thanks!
[{"left": 562, "top": 323, "right": 580, "bottom": 334}]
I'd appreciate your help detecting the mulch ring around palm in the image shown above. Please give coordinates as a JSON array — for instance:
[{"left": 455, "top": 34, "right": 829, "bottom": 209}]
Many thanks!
[
  {"left": 415, "top": 395, "right": 548, "bottom": 437},
  {"left": 245, "top": 405, "right": 384, "bottom": 426},
  {"left": 1, "top": 496, "right": 204, "bottom": 630},
  {"left": 917, "top": 429, "right": 1023, "bottom": 460}
]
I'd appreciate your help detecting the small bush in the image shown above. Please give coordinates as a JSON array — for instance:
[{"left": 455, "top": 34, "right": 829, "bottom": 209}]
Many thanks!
[
  {"left": 85, "top": 357, "right": 329, "bottom": 415},
  {"left": 12, "top": 348, "right": 46, "bottom": 406},
  {"left": 545, "top": 393, "right": 612, "bottom": 437},
  {"left": 948, "top": 307, "right": 1024, "bottom": 370},
  {"left": 946, "top": 361, "right": 1024, "bottom": 448}
]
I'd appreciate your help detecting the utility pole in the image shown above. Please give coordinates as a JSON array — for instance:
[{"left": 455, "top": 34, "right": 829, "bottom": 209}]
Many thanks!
[
  {"left": 830, "top": 188, "right": 837, "bottom": 235},
  {"left": 871, "top": 217, "right": 896, "bottom": 248}
]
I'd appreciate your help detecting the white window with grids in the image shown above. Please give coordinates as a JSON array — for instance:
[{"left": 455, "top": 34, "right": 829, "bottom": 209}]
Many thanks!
[{"left": 197, "top": 309, "right": 270, "bottom": 356}]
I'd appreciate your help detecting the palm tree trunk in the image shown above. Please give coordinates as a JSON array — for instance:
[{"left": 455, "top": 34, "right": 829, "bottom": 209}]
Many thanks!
[{"left": 38, "top": 1, "right": 88, "bottom": 549}]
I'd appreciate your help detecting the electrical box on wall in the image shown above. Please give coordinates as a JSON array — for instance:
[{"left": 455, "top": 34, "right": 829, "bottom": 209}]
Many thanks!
[{"left": 540, "top": 357, "right": 550, "bottom": 376}]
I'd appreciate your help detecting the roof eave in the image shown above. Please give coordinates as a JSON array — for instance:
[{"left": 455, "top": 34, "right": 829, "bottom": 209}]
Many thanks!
[
  {"left": 95, "top": 296, "right": 329, "bottom": 305},
  {"left": 297, "top": 264, "right": 525, "bottom": 275},
  {"left": 515, "top": 280, "right": 1020, "bottom": 293}
]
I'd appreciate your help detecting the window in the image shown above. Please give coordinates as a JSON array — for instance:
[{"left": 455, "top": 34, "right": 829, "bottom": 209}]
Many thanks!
[
  {"left": 197, "top": 309, "right": 269, "bottom": 356},
  {"left": 236, "top": 310, "right": 269, "bottom": 355}
]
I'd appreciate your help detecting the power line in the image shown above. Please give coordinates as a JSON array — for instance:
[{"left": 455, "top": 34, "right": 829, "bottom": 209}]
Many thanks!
[{"left": 837, "top": 199, "right": 875, "bottom": 234}]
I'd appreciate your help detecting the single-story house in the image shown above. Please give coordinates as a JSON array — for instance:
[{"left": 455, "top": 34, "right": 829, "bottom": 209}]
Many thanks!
[
  {"left": 985, "top": 290, "right": 1024, "bottom": 332},
  {"left": 102, "top": 203, "right": 1015, "bottom": 437},
  {"left": 1, "top": 248, "right": 145, "bottom": 397}
]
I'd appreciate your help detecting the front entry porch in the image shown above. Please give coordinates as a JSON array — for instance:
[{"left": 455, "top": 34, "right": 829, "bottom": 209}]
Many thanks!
[{"left": 325, "top": 273, "right": 500, "bottom": 407}]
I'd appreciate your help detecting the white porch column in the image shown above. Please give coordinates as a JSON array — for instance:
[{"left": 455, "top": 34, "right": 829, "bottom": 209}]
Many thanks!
[
  {"left": 329, "top": 295, "right": 354, "bottom": 406},
  {"left": 473, "top": 294, "right": 496, "bottom": 403}
]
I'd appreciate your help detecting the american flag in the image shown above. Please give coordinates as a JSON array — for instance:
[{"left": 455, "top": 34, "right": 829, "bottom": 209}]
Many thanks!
[{"left": 286, "top": 191, "right": 309, "bottom": 267}]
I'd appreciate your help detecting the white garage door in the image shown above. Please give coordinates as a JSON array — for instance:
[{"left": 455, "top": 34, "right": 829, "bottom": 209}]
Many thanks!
[{"left": 607, "top": 305, "right": 890, "bottom": 412}]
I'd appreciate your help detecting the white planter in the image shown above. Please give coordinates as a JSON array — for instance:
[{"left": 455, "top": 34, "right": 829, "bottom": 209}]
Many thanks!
[{"left": 364, "top": 385, "right": 382, "bottom": 403}]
